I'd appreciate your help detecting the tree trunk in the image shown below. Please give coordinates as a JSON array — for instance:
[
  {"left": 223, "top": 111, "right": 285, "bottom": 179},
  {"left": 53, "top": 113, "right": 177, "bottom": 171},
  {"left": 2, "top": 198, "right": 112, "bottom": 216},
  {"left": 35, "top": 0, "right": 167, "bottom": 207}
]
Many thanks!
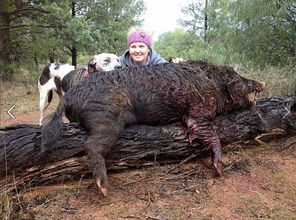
[
  {"left": 0, "top": 96, "right": 295, "bottom": 192},
  {"left": 49, "top": 50, "right": 55, "bottom": 63},
  {"left": 204, "top": 0, "right": 208, "bottom": 42},
  {"left": 0, "top": 1, "right": 13, "bottom": 79},
  {"left": 71, "top": 2, "right": 77, "bottom": 68},
  {"left": 71, "top": 46, "right": 77, "bottom": 68}
]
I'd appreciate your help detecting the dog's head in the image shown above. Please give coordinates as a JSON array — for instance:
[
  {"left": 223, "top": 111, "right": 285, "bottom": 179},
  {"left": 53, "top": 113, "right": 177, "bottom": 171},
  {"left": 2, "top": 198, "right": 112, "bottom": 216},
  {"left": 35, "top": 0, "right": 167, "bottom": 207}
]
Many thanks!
[{"left": 87, "top": 53, "right": 121, "bottom": 73}]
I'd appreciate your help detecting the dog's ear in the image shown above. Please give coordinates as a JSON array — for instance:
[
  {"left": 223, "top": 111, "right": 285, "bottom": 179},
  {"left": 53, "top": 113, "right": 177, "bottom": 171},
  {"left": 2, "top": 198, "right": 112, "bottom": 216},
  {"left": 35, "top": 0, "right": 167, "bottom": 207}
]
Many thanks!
[
  {"left": 87, "top": 58, "right": 96, "bottom": 73},
  {"left": 87, "top": 58, "right": 102, "bottom": 73}
]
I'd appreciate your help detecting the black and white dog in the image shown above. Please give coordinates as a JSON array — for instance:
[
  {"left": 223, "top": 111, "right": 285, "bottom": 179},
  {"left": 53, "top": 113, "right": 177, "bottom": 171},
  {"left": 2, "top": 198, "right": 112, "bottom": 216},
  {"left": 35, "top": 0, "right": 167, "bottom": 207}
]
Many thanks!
[{"left": 38, "top": 53, "right": 121, "bottom": 125}]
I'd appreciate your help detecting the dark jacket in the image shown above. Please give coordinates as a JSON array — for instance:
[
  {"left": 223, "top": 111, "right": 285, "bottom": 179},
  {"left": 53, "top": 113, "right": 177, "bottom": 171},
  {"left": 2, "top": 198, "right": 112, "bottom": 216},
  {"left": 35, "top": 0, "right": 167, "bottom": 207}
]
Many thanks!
[{"left": 119, "top": 48, "right": 167, "bottom": 67}]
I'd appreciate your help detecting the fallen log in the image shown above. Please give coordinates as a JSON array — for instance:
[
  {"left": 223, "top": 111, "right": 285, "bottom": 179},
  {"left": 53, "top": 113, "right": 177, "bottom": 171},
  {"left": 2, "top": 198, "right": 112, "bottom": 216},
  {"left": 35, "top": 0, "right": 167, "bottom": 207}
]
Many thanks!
[{"left": 0, "top": 96, "right": 295, "bottom": 191}]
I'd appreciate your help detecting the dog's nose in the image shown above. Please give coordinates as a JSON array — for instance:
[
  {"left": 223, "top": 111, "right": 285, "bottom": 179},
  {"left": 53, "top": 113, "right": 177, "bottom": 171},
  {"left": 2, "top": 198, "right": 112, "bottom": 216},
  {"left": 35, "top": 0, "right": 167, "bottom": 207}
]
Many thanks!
[{"left": 115, "top": 65, "right": 122, "bottom": 69}]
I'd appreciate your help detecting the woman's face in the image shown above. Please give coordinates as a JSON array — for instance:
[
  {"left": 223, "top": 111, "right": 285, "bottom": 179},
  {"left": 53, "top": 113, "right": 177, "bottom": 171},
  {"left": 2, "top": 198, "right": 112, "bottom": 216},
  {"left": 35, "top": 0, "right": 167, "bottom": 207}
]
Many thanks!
[{"left": 129, "top": 42, "right": 150, "bottom": 66}]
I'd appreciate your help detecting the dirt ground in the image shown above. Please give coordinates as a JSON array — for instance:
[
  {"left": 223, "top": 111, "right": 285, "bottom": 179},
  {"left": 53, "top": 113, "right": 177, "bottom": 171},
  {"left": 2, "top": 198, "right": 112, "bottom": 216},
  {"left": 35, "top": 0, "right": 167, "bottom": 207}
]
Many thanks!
[{"left": 1, "top": 82, "right": 296, "bottom": 220}]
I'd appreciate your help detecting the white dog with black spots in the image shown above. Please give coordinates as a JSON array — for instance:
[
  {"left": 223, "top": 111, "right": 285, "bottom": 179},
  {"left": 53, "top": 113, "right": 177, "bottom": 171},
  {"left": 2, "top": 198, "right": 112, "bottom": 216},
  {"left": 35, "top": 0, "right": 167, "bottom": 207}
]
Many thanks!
[{"left": 38, "top": 53, "right": 121, "bottom": 125}]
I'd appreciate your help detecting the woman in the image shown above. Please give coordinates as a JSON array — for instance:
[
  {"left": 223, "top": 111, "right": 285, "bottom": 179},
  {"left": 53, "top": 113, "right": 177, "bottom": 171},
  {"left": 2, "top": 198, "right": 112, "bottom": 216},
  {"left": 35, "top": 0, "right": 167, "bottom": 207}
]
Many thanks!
[{"left": 120, "top": 27, "right": 166, "bottom": 67}]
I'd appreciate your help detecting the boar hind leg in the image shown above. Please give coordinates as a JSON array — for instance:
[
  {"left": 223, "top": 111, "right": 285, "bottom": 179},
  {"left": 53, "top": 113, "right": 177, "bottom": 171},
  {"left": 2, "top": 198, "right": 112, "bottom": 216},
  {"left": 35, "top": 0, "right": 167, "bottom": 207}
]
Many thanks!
[
  {"left": 84, "top": 133, "right": 110, "bottom": 197},
  {"left": 83, "top": 109, "right": 135, "bottom": 196},
  {"left": 184, "top": 115, "right": 222, "bottom": 176}
]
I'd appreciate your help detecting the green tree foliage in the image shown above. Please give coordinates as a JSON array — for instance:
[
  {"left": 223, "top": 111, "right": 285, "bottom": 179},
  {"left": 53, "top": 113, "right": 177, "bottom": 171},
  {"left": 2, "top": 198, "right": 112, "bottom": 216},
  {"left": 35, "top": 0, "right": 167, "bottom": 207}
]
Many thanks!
[
  {"left": 0, "top": 0, "right": 51, "bottom": 79},
  {"left": 154, "top": 29, "right": 202, "bottom": 60},
  {"left": 207, "top": 0, "right": 296, "bottom": 66},
  {"left": 161, "top": 0, "right": 295, "bottom": 67},
  {"left": 177, "top": 0, "right": 209, "bottom": 41},
  {"left": 0, "top": 0, "right": 144, "bottom": 79},
  {"left": 154, "top": 29, "right": 245, "bottom": 65},
  {"left": 83, "top": 0, "right": 144, "bottom": 55}
]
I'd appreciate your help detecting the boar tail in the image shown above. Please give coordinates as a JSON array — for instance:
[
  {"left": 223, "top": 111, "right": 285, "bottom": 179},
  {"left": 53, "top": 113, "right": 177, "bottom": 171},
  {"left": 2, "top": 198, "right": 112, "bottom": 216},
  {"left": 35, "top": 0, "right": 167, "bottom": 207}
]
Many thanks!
[{"left": 41, "top": 97, "right": 66, "bottom": 152}]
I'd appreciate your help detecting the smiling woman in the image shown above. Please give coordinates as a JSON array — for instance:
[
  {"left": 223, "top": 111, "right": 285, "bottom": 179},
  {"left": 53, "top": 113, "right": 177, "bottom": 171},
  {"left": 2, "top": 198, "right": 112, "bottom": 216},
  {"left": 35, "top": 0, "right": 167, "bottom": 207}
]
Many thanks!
[
  {"left": 119, "top": 27, "right": 167, "bottom": 67},
  {"left": 129, "top": 42, "right": 150, "bottom": 66}
]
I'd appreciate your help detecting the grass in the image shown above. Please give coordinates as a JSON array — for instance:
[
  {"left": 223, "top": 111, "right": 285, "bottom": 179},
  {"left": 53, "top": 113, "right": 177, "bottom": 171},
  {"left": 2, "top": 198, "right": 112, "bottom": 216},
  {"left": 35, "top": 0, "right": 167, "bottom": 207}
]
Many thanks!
[
  {"left": 238, "top": 188, "right": 296, "bottom": 219},
  {"left": 271, "top": 208, "right": 296, "bottom": 220},
  {"left": 241, "top": 193, "right": 271, "bottom": 218},
  {"left": 0, "top": 79, "right": 59, "bottom": 126},
  {"left": 0, "top": 193, "right": 12, "bottom": 220},
  {"left": 235, "top": 65, "right": 296, "bottom": 98},
  {"left": 0, "top": 184, "right": 81, "bottom": 220}
]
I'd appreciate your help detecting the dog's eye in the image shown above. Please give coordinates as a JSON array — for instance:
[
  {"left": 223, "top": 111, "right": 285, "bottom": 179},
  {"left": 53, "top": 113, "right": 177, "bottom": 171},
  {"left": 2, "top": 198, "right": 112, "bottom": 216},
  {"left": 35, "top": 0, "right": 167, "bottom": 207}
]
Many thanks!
[{"left": 104, "top": 58, "right": 111, "bottom": 63}]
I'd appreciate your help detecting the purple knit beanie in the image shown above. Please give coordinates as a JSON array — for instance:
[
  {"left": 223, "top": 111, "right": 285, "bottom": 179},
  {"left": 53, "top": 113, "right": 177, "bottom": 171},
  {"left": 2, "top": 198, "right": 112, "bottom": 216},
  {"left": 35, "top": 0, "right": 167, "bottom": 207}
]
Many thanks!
[{"left": 127, "top": 31, "right": 152, "bottom": 48}]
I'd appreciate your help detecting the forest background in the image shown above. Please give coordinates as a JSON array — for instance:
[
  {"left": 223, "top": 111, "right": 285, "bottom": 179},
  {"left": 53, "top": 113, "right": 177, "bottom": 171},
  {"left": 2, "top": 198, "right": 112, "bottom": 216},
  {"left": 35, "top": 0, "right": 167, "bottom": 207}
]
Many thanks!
[{"left": 0, "top": 0, "right": 295, "bottom": 95}]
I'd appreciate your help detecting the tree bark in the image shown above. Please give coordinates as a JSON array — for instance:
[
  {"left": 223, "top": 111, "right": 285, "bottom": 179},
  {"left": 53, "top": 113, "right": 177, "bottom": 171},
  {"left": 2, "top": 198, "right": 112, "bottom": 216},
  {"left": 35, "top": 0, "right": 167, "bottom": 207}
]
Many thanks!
[
  {"left": 71, "top": 46, "right": 77, "bottom": 68},
  {"left": 71, "top": 2, "right": 77, "bottom": 68},
  {"left": 204, "top": 0, "right": 208, "bottom": 42},
  {"left": 0, "top": 1, "right": 13, "bottom": 79},
  {"left": 0, "top": 96, "right": 295, "bottom": 191}
]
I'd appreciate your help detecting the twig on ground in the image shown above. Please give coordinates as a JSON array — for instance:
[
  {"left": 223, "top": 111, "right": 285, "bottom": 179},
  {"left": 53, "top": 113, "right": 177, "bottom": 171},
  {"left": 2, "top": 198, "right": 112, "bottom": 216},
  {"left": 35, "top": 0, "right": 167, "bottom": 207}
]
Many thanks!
[
  {"left": 121, "top": 215, "right": 141, "bottom": 219},
  {"left": 198, "top": 158, "right": 212, "bottom": 170},
  {"left": 165, "top": 153, "right": 198, "bottom": 174},
  {"left": 281, "top": 135, "right": 296, "bottom": 150},
  {"left": 146, "top": 216, "right": 163, "bottom": 220},
  {"left": 77, "top": 174, "right": 84, "bottom": 193},
  {"left": 255, "top": 130, "right": 287, "bottom": 147},
  {"left": 13, "top": 173, "right": 23, "bottom": 211},
  {"left": 254, "top": 133, "right": 273, "bottom": 147},
  {"left": 122, "top": 172, "right": 153, "bottom": 186},
  {"left": 143, "top": 191, "right": 153, "bottom": 211},
  {"left": 162, "top": 169, "right": 197, "bottom": 181}
]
